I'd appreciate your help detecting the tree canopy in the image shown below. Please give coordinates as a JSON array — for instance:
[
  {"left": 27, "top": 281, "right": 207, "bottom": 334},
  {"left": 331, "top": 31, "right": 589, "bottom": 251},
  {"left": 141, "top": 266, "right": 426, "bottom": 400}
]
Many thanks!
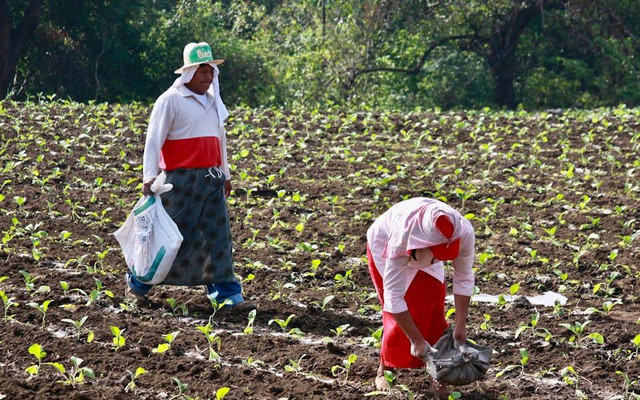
[{"left": 2, "top": 0, "right": 639, "bottom": 110}]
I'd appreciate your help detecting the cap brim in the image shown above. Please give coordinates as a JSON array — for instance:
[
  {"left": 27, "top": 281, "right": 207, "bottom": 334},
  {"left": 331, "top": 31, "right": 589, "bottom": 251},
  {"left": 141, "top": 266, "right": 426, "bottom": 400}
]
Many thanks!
[
  {"left": 430, "top": 238, "right": 460, "bottom": 261},
  {"left": 174, "top": 59, "right": 225, "bottom": 74}
]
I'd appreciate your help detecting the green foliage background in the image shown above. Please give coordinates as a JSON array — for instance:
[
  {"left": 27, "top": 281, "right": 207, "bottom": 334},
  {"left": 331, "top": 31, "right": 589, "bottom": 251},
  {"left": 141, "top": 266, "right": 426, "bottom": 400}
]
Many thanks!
[{"left": 9, "top": 0, "right": 640, "bottom": 110}]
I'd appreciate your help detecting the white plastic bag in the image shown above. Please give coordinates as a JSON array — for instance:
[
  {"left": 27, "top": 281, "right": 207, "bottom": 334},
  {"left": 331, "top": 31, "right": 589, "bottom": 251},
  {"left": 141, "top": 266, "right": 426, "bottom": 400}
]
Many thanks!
[{"left": 113, "top": 173, "right": 183, "bottom": 285}]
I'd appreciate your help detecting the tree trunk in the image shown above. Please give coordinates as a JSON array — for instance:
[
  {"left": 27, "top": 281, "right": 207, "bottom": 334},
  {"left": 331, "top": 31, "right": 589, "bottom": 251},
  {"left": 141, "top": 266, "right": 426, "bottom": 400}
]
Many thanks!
[
  {"left": 486, "top": 0, "right": 567, "bottom": 109},
  {"left": 0, "top": 0, "right": 43, "bottom": 99}
]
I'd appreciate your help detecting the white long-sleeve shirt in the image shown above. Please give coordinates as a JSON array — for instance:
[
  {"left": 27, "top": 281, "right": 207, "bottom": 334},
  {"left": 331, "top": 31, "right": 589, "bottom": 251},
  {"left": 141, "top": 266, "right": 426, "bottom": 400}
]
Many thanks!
[
  {"left": 367, "top": 198, "right": 475, "bottom": 314},
  {"left": 142, "top": 85, "right": 230, "bottom": 183}
]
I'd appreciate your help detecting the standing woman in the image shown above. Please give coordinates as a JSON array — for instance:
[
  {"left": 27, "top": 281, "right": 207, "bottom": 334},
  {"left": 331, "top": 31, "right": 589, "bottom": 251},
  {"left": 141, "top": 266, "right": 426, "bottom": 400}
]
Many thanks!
[
  {"left": 125, "top": 42, "right": 254, "bottom": 312},
  {"left": 367, "top": 198, "right": 475, "bottom": 397}
]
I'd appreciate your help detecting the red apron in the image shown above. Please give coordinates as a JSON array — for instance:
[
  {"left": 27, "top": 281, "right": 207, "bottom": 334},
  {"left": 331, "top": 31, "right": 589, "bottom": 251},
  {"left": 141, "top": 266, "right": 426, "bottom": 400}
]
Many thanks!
[{"left": 367, "top": 245, "right": 448, "bottom": 368}]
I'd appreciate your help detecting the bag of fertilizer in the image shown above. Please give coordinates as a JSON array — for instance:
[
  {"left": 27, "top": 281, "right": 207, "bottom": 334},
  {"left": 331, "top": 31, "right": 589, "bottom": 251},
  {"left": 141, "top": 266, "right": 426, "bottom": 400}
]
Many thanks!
[
  {"left": 431, "top": 326, "right": 492, "bottom": 386},
  {"left": 113, "top": 173, "right": 183, "bottom": 285}
]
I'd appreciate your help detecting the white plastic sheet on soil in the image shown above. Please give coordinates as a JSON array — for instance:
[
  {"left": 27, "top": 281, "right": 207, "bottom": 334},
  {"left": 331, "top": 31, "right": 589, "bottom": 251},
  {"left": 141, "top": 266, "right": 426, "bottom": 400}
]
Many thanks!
[{"left": 445, "top": 291, "right": 567, "bottom": 307}]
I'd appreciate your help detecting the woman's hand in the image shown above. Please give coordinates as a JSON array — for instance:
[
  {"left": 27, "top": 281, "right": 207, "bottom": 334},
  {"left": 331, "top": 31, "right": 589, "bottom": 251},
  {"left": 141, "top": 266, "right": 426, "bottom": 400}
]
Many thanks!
[
  {"left": 410, "top": 338, "right": 437, "bottom": 361},
  {"left": 143, "top": 178, "right": 156, "bottom": 196},
  {"left": 224, "top": 180, "right": 232, "bottom": 198},
  {"left": 453, "top": 323, "right": 467, "bottom": 344}
]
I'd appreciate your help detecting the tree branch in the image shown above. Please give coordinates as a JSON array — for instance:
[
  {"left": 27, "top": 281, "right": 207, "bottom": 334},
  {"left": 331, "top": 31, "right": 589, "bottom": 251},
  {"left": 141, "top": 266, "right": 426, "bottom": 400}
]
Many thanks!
[{"left": 349, "top": 34, "right": 474, "bottom": 85}]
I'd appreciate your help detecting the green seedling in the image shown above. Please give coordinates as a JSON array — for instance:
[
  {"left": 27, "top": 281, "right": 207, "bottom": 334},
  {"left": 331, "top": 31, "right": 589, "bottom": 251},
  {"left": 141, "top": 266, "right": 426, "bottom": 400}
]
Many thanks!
[
  {"left": 153, "top": 331, "right": 180, "bottom": 354},
  {"left": 496, "top": 348, "right": 529, "bottom": 378},
  {"left": 284, "top": 354, "right": 306, "bottom": 374},
  {"left": 124, "top": 367, "right": 147, "bottom": 393},
  {"left": 330, "top": 324, "right": 350, "bottom": 338},
  {"left": 615, "top": 370, "right": 640, "bottom": 400},
  {"left": 0, "top": 290, "right": 19, "bottom": 322},
  {"left": 480, "top": 313, "right": 491, "bottom": 330},
  {"left": 86, "top": 278, "right": 114, "bottom": 306},
  {"left": 60, "top": 281, "right": 70, "bottom": 296},
  {"left": 19, "top": 269, "right": 37, "bottom": 292},
  {"left": 561, "top": 366, "right": 588, "bottom": 399},
  {"left": 559, "top": 320, "right": 591, "bottom": 346},
  {"left": 25, "top": 343, "right": 46, "bottom": 379},
  {"left": 27, "top": 299, "right": 52, "bottom": 325},
  {"left": 244, "top": 309, "right": 257, "bottom": 334},
  {"left": 509, "top": 282, "right": 520, "bottom": 296},
  {"left": 61, "top": 315, "right": 88, "bottom": 341},
  {"left": 269, "top": 280, "right": 296, "bottom": 300},
  {"left": 515, "top": 311, "right": 552, "bottom": 341},
  {"left": 303, "top": 258, "right": 322, "bottom": 277},
  {"left": 46, "top": 356, "right": 95, "bottom": 387},
  {"left": 362, "top": 326, "right": 383, "bottom": 348},
  {"left": 110, "top": 326, "right": 126, "bottom": 350},
  {"left": 586, "top": 300, "right": 622, "bottom": 316},
  {"left": 365, "top": 369, "right": 398, "bottom": 396},
  {"left": 165, "top": 298, "right": 189, "bottom": 317},
  {"left": 519, "top": 348, "right": 529, "bottom": 372},
  {"left": 243, "top": 356, "right": 264, "bottom": 368},
  {"left": 208, "top": 298, "right": 233, "bottom": 322},
  {"left": 320, "top": 295, "right": 334, "bottom": 311},
  {"left": 268, "top": 314, "right": 295, "bottom": 332},
  {"left": 196, "top": 323, "right": 222, "bottom": 361},
  {"left": 215, "top": 387, "right": 230, "bottom": 400},
  {"left": 334, "top": 269, "right": 355, "bottom": 289},
  {"left": 169, "top": 377, "right": 198, "bottom": 400},
  {"left": 331, "top": 354, "right": 357, "bottom": 384}
]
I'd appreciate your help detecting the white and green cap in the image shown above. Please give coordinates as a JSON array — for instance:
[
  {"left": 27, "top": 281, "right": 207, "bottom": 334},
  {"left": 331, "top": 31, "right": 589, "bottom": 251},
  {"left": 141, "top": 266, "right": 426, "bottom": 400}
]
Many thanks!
[{"left": 174, "top": 42, "right": 224, "bottom": 74}]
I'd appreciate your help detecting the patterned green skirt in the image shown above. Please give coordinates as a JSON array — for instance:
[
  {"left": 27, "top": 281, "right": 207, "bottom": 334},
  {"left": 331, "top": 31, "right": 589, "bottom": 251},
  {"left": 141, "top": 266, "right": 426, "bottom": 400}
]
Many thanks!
[{"left": 158, "top": 167, "right": 235, "bottom": 286}]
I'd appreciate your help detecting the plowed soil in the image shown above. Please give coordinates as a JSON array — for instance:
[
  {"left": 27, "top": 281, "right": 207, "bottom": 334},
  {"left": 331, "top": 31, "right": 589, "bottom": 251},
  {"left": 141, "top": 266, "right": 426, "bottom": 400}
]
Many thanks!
[{"left": 0, "top": 101, "right": 638, "bottom": 399}]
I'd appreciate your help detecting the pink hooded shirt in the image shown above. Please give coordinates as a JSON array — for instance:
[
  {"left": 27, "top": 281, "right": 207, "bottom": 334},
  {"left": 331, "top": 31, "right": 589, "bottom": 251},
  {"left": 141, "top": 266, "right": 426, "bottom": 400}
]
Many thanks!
[{"left": 367, "top": 198, "right": 475, "bottom": 314}]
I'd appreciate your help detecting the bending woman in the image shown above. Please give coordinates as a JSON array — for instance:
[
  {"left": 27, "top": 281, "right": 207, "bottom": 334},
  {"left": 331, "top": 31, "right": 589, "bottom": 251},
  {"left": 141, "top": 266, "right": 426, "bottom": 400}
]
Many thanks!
[{"left": 366, "top": 197, "right": 475, "bottom": 397}]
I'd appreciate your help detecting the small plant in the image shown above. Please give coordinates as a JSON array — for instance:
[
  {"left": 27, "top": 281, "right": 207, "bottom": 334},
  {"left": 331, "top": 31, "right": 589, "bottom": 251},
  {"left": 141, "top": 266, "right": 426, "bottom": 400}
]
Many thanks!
[
  {"left": 196, "top": 323, "right": 222, "bottom": 361},
  {"left": 561, "top": 366, "right": 588, "bottom": 399},
  {"left": 615, "top": 370, "right": 640, "bottom": 400},
  {"left": 208, "top": 298, "right": 233, "bottom": 322},
  {"left": 559, "top": 320, "right": 591, "bottom": 346},
  {"left": 331, "top": 354, "right": 357, "bottom": 384},
  {"left": 319, "top": 294, "right": 334, "bottom": 311},
  {"left": 153, "top": 331, "right": 180, "bottom": 354},
  {"left": 86, "top": 278, "right": 114, "bottom": 306},
  {"left": 243, "top": 309, "right": 257, "bottom": 334},
  {"left": 19, "top": 269, "right": 37, "bottom": 292},
  {"left": 215, "top": 387, "right": 230, "bottom": 400},
  {"left": 110, "top": 326, "right": 126, "bottom": 350},
  {"left": 362, "top": 326, "right": 383, "bottom": 348},
  {"left": 25, "top": 343, "right": 46, "bottom": 379},
  {"left": 124, "top": 367, "right": 147, "bottom": 393},
  {"left": 519, "top": 348, "right": 529, "bottom": 373},
  {"left": 61, "top": 315, "right": 88, "bottom": 341},
  {"left": 60, "top": 281, "right": 70, "bottom": 296},
  {"left": 268, "top": 314, "right": 295, "bottom": 332},
  {"left": 46, "top": 356, "right": 95, "bottom": 386},
  {"left": 480, "top": 313, "right": 491, "bottom": 330},
  {"left": 165, "top": 298, "right": 189, "bottom": 317},
  {"left": 0, "top": 289, "right": 19, "bottom": 322},
  {"left": 496, "top": 348, "right": 529, "bottom": 378},
  {"left": 284, "top": 354, "right": 306, "bottom": 374},
  {"left": 515, "top": 311, "right": 552, "bottom": 341},
  {"left": 169, "top": 377, "right": 199, "bottom": 400},
  {"left": 27, "top": 299, "right": 52, "bottom": 325},
  {"left": 334, "top": 269, "right": 355, "bottom": 289},
  {"left": 586, "top": 300, "right": 622, "bottom": 316},
  {"left": 330, "top": 323, "right": 350, "bottom": 338}
]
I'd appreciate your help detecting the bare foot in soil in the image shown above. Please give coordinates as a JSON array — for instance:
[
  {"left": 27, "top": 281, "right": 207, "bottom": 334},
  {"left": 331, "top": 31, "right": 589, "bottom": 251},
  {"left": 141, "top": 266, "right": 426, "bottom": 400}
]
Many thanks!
[
  {"left": 375, "top": 375, "right": 389, "bottom": 391},
  {"left": 430, "top": 380, "right": 450, "bottom": 399}
]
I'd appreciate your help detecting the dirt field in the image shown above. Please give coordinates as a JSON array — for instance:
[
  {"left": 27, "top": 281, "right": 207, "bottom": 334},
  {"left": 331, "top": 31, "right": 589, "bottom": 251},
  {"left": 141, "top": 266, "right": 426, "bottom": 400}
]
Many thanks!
[{"left": 0, "top": 101, "right": 639, "bottom": 399}]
